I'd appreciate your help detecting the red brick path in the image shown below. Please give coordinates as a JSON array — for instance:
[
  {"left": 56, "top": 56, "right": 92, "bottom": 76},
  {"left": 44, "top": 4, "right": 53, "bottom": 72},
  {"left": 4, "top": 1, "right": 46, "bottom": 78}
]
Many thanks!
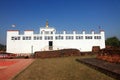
[
  {"left": 0, "top": 60, "right": 17, "bottom": 66},
  {"left": 0, "top": 59, "right": 34, "bottom": 80}
]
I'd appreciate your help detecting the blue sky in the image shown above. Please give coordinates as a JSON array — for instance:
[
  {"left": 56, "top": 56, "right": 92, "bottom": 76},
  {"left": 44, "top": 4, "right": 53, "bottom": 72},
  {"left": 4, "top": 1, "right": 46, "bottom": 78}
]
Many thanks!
[{"left": 0, "top": 0, "right": 120, "bottom": 45}]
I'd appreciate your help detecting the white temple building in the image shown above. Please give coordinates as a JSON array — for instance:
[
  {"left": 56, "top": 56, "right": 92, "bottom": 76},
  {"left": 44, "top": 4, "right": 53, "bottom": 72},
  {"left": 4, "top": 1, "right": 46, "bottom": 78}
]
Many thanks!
[{"left": 6, "top": 21, "right": 105, "bottom": 54}]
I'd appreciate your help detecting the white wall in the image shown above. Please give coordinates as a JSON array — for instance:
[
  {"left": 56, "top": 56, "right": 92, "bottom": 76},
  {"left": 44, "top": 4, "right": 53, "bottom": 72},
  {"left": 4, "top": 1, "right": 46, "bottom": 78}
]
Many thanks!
[{"left": 6, "top": 28, "right": 105, "bottom": 54}]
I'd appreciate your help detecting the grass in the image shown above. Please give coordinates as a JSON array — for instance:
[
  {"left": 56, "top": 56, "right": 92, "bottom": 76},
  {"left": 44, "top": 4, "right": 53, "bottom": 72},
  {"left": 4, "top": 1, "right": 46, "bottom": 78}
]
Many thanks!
[{"left": 13, "top": 56, "right": 115, "bottom": 80}]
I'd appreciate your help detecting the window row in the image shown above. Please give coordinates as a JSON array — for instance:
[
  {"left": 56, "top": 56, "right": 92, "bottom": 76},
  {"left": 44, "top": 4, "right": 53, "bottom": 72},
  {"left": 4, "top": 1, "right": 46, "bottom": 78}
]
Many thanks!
[
  {"left": 11, "top": 36, "right": 20, "bottom": 40},
  {"left": 34, "top": 36, "right": 42, "bottom": 40},
  {"left": 85, "top": 36, "right": 92, "bottom": 39},
  {"left": 11, "top": 36, "right": 102, "bottom": 40},
  {"left": 76, "top": 36, "right": 83, "bottom": 39},
  {"left": 85, "top": 36, "right": 101, "bottom": 39},
  {"left": 94, "top": 36, "right": 101, "bottom": 39},
  {"left": 55, "top": 36, "right": 64, "bottom": 40},
  {"left": 66, "top": 36, "right": 74, "bottom": 40},
  {"left": 11, "top": 36, "right": 32, "bottom": 40},
  {"left": 23, "top": 36, "right": 31, "bottom": 40},
  {"left": 45, "top": 36, "right": 53, "bottom": 40}
]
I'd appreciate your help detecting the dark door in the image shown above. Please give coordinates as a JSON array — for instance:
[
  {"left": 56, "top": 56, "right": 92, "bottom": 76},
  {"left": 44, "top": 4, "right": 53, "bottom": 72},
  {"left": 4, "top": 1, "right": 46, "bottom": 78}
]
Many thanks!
[{"left": 49, "top": 41, "right": 53, "bottom": 50}]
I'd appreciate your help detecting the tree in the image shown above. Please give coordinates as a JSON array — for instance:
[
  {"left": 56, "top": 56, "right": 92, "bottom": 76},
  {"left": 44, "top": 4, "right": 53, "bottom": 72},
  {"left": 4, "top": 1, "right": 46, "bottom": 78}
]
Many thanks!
[
  {"left": 105, "top": 37, "right": 120, "bottom": 47},
  {"left": 0, "top": 44, "right": 6, "bottom": 51}
]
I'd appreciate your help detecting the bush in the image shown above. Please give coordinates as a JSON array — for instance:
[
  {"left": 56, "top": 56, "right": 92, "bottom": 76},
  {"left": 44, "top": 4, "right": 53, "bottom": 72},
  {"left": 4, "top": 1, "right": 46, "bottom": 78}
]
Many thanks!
[{"left": 105, "top": 37, "right": 120, "bottom": 47}]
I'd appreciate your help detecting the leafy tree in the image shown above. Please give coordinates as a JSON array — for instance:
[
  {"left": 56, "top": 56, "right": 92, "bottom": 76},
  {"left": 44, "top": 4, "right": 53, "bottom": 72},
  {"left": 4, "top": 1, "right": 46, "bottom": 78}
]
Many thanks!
[
  {"left": 0, "top": 44, "right": 6, "bottom": 51},
  {"left": 105, "top": 37, "right": 120, "bottom": 47}
]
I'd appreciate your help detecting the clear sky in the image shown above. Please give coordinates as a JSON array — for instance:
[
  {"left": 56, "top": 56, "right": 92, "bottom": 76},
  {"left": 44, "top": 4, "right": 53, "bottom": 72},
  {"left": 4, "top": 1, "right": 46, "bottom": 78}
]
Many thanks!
[{"left": 0, "top": 0, "right": 120, "bottom": 45}]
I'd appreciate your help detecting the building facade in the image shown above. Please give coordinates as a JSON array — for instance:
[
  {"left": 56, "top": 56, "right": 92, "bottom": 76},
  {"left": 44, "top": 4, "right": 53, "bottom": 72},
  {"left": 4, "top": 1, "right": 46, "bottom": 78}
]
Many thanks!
[{"left": 7, "top": 21, "right": 105, "bottom": 54}]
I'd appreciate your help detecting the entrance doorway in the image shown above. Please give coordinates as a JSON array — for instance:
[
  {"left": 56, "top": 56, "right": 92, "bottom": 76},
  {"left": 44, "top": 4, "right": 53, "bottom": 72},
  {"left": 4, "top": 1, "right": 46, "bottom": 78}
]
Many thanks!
[{"left": 49, "top": 41, "right": 53, "bottom": 50}]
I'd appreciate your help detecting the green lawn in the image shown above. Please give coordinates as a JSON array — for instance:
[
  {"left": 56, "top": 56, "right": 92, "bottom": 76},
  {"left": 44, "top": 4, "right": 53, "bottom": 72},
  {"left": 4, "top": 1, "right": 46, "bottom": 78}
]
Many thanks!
[{"left": 13, "top": 56, "right": 115, "bottom": 80}]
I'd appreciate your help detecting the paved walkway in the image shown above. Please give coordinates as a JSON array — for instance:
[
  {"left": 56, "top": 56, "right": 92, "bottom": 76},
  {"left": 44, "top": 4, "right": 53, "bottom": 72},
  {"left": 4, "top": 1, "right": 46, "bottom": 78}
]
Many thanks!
[
  {"left": 76, "top": 58, "right": 120, "bottom": 79},
  {"left": 0, "top": 59, "right": 34, "bottom": 80}
]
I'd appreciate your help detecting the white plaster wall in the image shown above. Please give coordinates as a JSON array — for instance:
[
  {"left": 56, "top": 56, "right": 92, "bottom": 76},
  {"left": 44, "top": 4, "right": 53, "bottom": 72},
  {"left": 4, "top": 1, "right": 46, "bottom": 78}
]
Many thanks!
[{"left": 7, "top": 28, "right": 105, "bottom": 54}]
